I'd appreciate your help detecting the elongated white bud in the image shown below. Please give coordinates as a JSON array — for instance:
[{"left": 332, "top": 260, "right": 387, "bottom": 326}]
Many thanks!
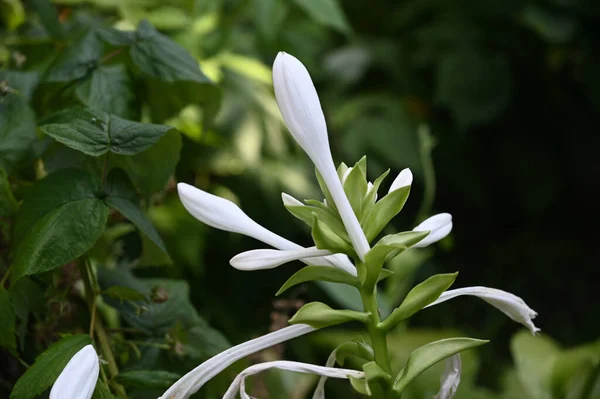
[
  {"left": 230, "top": 247, "right": 331, "bottom": 270},
  {"left": 50, "top": 345, "right": 99, "bottom": 399},
  {"left": 435, "top": 354, "right": 461, "bottom": 399},
  {"left": 273, "top": 52, "right": 370, "bottom": 260},
  {"left": 412, "top": 213, "right": 453, "bottom": 248},
  {"left": 223, "top": 360, "right": 364, "bottom": 399},
  {"left": 427, "top": 287, "right": 540, "bottom": 334},
  {"left": 158, "top": 324, "right": 316, "bottom": 399},
  {"left": 388, "top": 168, "right": 413, "bottom": 193}
]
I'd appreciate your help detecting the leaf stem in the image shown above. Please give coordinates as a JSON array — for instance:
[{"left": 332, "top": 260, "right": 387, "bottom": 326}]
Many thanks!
[
  {"left": 101, "top": 152, "right": 110, "bottom": 189},
  {"left": 0, "top": 266, "right": 11, "bottom": 287}
]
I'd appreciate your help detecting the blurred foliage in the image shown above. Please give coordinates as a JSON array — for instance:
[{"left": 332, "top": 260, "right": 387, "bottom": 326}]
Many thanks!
[{"left": 1, "top": 0, "right": 599, "bottom": 397}]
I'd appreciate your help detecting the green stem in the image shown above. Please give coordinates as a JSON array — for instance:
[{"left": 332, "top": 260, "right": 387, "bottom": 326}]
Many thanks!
[{"left": 360, "top": 288, "right": 391, "bottom": 374}]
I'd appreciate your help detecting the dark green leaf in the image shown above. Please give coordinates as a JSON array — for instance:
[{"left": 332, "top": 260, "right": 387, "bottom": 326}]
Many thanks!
[
  {"left": 276, "top": 265, "right": 359, "bottom": 296},
  {"left": 312, "top": 217, "right": 353, "bottom": 255},
  {"left": 30, "top": 0, "right": 64, "bottom": 39},
  {"left": 392, "top": 337, "right": 488, "bottom": 394},
  {"left": 131, "top": 20, "right": 210, "bottom": 83},
  {"left": 289, "top": 302, "right": 369, "bottom": 329},
  {"left": 0, "top": 288, "right": 17, "bottom": 354},
  {"left": 40, "top": 107, "right": 174, "bottom": 156},
  {"left": 10, "top": 334, "right": 92, "bottom": 399},
  {"left": 0, "top": 95, "right": 37, "bottom": 174},
  {"left": 45, "top": 31, "right": 103, "bottom": 82},
  {"left": 12, "top": 169, "right": 109, "bottom": 280},
  {"left": 91, "top": 381, "right": 116, "bottom": 399},
  {"left": 112, "top": 130, "right": 181, "bottom": 196},
  {"left": 291, "top": 0, "right": 351, "bottom": 34},
  {"left": 96, "top": 27, "right": 135, "bottom": 46},
  {"left": 380, "top": 273, "right": 458, "bottom": 331},
  {"left": 115, "top": 370, "right": 180, "bottom": 389},
  {"left": 104, "top": 169, "right": 167, "bottom": 252},
  {"left": 361, "top": 186, "right": 411, "bottom": 242},
  {"left": 0, "top": 167, "right": 17, "bottom": 217},
  {"left": 0, "top": 70, "right": 39, "bottom": 100},
  {"left": 103, "top": 286, "right": 147, "bottom": 302},
  {"left": 9, "top": 278, "right": 45, "bottom": 350},
  {"left": 76, "top": 64, "right": 137, "bottom": 119}
]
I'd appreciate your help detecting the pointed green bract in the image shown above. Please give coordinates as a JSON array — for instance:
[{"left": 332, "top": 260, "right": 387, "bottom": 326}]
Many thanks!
[
  {"left": 362, "top": 185, "right": 411, "bottom": 242},
  {"left": 284, "top": 203, "right": 348, "bottom": 241},
  {"left": 312, "top": 216, "right": 354, "bottom": 255},
  {"left": 289, "top": 302, "right": 369, "bottom": 329},
  {"left": 361, "top": 169, "right": 390, "bottom": 219},
  {"left": 343, "top": 157, "right": 368, "bottom": 216},
  {"left": 276, "top": 266, "right": 359, "bottom": 296},
  {"left": 380, "top": 273, "right": 458, "bottom": 331},
  {"left": 315, "top": 168, "right": 338, "bottom": 214},
  {"left": 392, "top": 337, "right": 488, "bottom": 394},
  {"left": 335, "top": 340, "right": 375, "bottom": 366}
]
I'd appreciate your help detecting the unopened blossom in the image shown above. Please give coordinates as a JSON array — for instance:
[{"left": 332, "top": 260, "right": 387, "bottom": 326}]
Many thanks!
[
  {"left": 223, "top": 361, "right": 364, "bottom": 399},
  {"left": 178, "top": 183, "right": 356, "bottom": 275},
  {"left": 426, "top": 286, "right": 540, "bottom": 334},
  {"left": 230, "top": 247, "right": 331, "bottom": 270},
  {"left": 50, "top": 345, "right": 99, "bottom": 399},
  {"left": 412, "top": 213, "right": 453, "bottom": 248},
  {"left": 273, "top": 52, "right": 370, "bottom": 260},
  {"left": 435, "top": 354, "right": 461, "bottom": 399},
  {"left": 281, "top": 192, "right": 304, "bottom": 207},
  {"left": 388, "top": 168, "right": 413, "bottom": 193},
  {"left": 158, "top": 324, "right": 315, "bottom": 399}
]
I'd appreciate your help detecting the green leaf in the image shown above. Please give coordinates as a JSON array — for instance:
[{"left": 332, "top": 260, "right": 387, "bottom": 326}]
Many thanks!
[
  {"left": 0, "top": 288, "right": 17, "bottom": 354},
  {"left": 12, "top": 169, "right": 109, "bottom": 281},
  {"left": 349, "top": 375, "right": 371, "bottom": 396},
  {"left": 40, "top": 107, "right": 174, "bottom": 156},
  {"left": 361, "top": 185, "right": 411, "bottom": 242},
  {"left": 284, "top": 203, "right": 348, "bottom": 241},
  {"left": 436, "top": 49, "right": 511, "bottom": 129},
  {"left": 364, "top": 231, "right": 430, "bottom": 290},
  {"left": 30, "top": 0, "right": 64, "bottom": 39},
  {"left": 335, "top": 340, "right": 374, "bottom": 366},
  {"left": 0, "top": 70, "right": 39, "bottom": 100},
  {"left": 112, "top": 129, "right": 181, "bottom": 196},
  {"left": 115, "top": 370, "right": 181, "bottom": 389},
  {"left": 103, "top": 286, "right": 147, "bottom": 302},
  {"left": 315, "top": 168, "right": 338, "bottom": 214},
  {"left": 45, "top": 30, "right": 103, "bottom": 82},
  {"left": 276, "top": 266, "right": 359, "bottom": 296},
  {"left": 312, "top": 217, "right": 353, "bottom": 255},
  {"left": 76, "top": 64, "right": 137, "bottom": 119},
  {"left": 289, "top": 302, "right": 369, "bottom": 329},
  {"left": 362, "top": 169, "right": 390, "bottom": 219},
  {"left": 511, "top": 330, "right": 561, "bottom": 399},
  {"left": 104, "top": 169, "right": 167, "bottom": 252},
  {"left": 0, "top": 167, "right": 17, "bottom": 217},
  {"left": 10, "top": 334, "right": 92, "bottom": 399},
  {"left": 392, "top": 337, "right": 488, "bottom": 394},
  {"left": 131, "top": 20, "right": 210, "bottom": 83},
  {"left": 343, "top": 158, "right": 368, "bottom": 217},
  {"left": 91, "top": 381, "right": 116, "bottom": 399},
  {"left": 381, "top": 273, "right": 458, "bottom": 331},
  {"left": 363, "top": 361, "right": 392, "bottom": 393},
  {"left": 96, "top": 27, "right": 135, "bottom": 46},
  {"left": 9, "top": 278, "right": 45, "bottom": 350},
  {"left": 0, "top": 94, "right": 37, "bottom": 174},
  {"left": 291, "top": 0, "right": 351, "bottom": 34}
]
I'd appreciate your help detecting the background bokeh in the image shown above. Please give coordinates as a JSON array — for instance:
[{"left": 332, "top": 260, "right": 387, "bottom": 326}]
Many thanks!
[{"left": 1, "top": 0, "right": 599, "bottom": 398}]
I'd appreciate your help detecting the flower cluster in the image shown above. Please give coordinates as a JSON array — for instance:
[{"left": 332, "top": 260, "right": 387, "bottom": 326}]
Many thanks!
[{"left": 51, "top": 53, "right": 538, "bottom": 399}]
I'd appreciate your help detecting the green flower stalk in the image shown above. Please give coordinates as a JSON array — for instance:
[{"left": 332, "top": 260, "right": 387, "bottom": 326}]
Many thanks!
[{"left": 165, "top": 52, "right": 539, "bottom": 399}]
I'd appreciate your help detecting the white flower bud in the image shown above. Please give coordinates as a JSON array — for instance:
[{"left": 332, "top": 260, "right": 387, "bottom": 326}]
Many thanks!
[
  {"left": 412, "top": 213, "right": 453, "bottom": 247},
  {"left": 435, "top": 354, "right": 461, "bottom": 399},
  {"left": 388, "top": 168, "right": 413, "bottom": 193},
  {"left": 230, "top": 247, "right": 331, "bottom": 270},
  {"left": 50, "top": 345, "right": 99, "bottom": 399}
]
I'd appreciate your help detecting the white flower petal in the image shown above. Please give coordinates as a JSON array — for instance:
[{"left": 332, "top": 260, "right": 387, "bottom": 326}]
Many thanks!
[
  {"left": 178, "top": 183, "right": 356, "bottom": 275},
  {"left": 230, "top": 247, "right": 331, "bottom": 270},
  {"left": 50, "top": 345, "right": 99, "bottom": 399},
  {"left": 224, "top": 361, "right": 364, "bottom": 399},
  {"left": 366, "top": 182, "right": 377, "bottom": 201},
  {"left": 341, "top": 167, "right": 353, "bottom": 184},
  {"left": 412, "top": 213, "right": 453, "bottom": 248},
  {"left": 273, "top": 52, "right": 370, "bottom": 260},
  {"left": 282, "top": 192, "right": 304, "bottom": 207},
  {"left": 426, "top": 287, "right": 540, "bottom": 334},
  {"left": 435, "top": 354, "right": 461, "bottom": 399},
  {"left": 388, "top": 168, "right": 413, "bottom": 194},
  {"left": 159, "top": 324, "right": 316, "bottom": 399},
  {"left": 312, "top": 349, "right": 338, "bottom": 399}
]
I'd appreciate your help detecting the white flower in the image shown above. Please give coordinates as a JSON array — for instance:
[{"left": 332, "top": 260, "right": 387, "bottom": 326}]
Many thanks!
[
  {"left": 159, "top": 325, "right": 316, "bottom": 399},
  {"left": 312, "top": 348, "right": 338, "bottom": 399},
  {"left": 412, "top": 213, "right": 453, "bottom": 248},
  {"left": 178, "top": 183, "right": 356, "bottom": 275},
  {"left": 230, "top": 247, "right": 332, "bottom": 270},
  {"left": 273, "top": 52, "right": 370, "bottom": 260},
  {"left": 434, "top": 354, "right": 461, "bottom": 399},
  {"left": 426, "top": 287, "right": 540, "bottom": 334},
  {"left": 224, "top": 360, "right": 364, "bottom": 399},
  {"left": 50, "top": 345, "right": 99, "bottom": 399},
  {"left": 281, "top": 192, "right": 304, "bottom": 207},
  {"left": 388, "top": 168, "right": 413, "bottom": 193}
]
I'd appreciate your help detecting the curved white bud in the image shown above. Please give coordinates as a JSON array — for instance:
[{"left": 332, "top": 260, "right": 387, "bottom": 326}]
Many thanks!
[
  {"left": 159, "top": 324, "right": 316, "bottom": 399},
  {"left": 388, "top": 168, "right": 413, "bottom": 193},
  {"left": 412, "top": 213, "right": 453, "bottom": 248},
  {"left": 50, "top": 345, "right": 99, "bottom": 399},
  {"left": 224, "top": 360, "right": 364, "bottom": 399},
  {"left": 281, "top": 192, "right": 304, "bottom": 207},
  {"left": 435, "top": 354, "right": 461, "bottom": 399},
  {"left": 230, "top": 247, "right": 331, "bottom": 270},
  {"left": 426, "top": 287, "right": 540, "bottom": 334},
  {"left": 273, "top": 52, "right": 370, "bottom": 260}
]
